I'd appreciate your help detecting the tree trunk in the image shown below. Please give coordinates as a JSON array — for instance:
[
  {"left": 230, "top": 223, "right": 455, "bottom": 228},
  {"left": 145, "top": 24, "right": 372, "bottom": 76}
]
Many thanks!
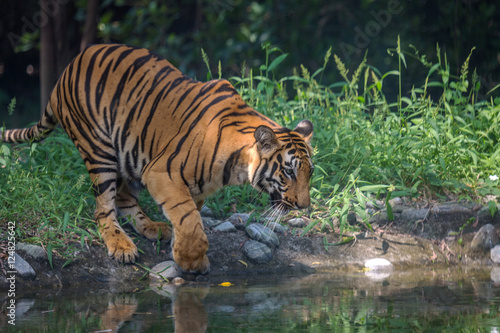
[
  {"left": 40, "top": 0, "right": 56, "bottom": 114},
  {"left": 39, "top": 0, "right": 77, "bottom": 115},
  {"left": 80, "top": 0, "right": 99, "bottom": 52}
]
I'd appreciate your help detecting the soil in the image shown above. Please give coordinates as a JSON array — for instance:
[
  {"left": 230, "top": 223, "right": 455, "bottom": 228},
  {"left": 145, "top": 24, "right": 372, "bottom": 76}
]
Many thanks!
[{"left": 1, "top": 200, "right": 499, "bottom": 294}]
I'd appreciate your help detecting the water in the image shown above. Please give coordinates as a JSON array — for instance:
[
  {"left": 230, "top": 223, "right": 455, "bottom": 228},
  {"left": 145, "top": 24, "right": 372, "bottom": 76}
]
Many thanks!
[{"left": 2, "top": 268, "right": 500, "bottom": 332}]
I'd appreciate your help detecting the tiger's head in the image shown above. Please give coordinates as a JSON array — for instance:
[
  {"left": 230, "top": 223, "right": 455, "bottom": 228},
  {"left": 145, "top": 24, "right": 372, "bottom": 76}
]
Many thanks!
[{"left": 251, "top": 119, "right": 314, "bottom": 214}]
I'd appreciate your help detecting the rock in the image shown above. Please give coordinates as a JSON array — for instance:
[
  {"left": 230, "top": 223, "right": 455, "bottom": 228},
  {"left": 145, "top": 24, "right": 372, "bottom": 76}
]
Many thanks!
[
  {"left": 13, "top": 254, "right": 36, "bottom": 278},
  {"left": 228, "top": 213, "right": 252, "bottom": 225},
  {"left": 200, "top": 205, "right": 215, "bottom": 217},
  {"left": 471, "top": 224, "right": 499, "bottom": 251},
  {"left": 491, "top": 267, "right": 500, "bottom": 283},
  {"left": 431, "top": 202, "right": 479, "bottom": 215},
  {"left": 389, "top": 197, "right": 403, "bottom": 206},
  {"left": 213, "top": 221, "right": 237, "bottom": 233},
  {"left": 16, "top": 243, "right": 48, "bottom": 260},
  {"left": 266, "top": 222, "right": 288, "bottom": 234},
  {"left": 203, "top": 218, "right": 223, "bottom": 229},
  {"left": 364, "top": 258, "right": 394, "bottom": 270},
  {"left": 400, "top": 208, "right": 429, "bottom": 223},
  {"left": 242, "top": 240, "right": 273, "bottom": 264},
  {"left": 287, "top": 218, "right": 308, "bottom": 228},
  {"left": 491, "top": 245, "right": 500, "bottom": 264},
  {"left": 245, "top": 224, "right": 280, "bottom": 248},
  {"left": 150, "top": 261, "right": 182, "bottom": 283}
]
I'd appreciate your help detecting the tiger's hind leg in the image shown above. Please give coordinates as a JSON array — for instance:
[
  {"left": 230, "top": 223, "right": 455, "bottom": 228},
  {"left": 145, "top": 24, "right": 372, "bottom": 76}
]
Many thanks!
[
  {"left": 90, "top": 170, "right": 139, "bottom": 263},
  {"left": 116, "top": 178, "right": 172, "bottom": 242}
]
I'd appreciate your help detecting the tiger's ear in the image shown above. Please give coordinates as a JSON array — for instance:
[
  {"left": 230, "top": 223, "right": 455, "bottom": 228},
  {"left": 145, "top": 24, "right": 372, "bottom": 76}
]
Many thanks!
[
  {"left": 294, "top": 119, "right": 313, "bottom": 144},
  {"left": 254, "top": 125, "right": 279, "bottom": 155}
]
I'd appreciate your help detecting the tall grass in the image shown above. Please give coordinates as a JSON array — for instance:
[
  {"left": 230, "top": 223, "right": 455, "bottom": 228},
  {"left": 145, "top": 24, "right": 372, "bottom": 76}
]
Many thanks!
[{"left": 1, "top": 39, "right": 499, "bottom": 255}]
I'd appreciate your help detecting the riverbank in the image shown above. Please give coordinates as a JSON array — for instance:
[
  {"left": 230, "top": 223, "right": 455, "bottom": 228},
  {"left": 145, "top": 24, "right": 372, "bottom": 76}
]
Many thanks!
[{"left": 1, "top": 200, "right": 499, "bottom": 293}]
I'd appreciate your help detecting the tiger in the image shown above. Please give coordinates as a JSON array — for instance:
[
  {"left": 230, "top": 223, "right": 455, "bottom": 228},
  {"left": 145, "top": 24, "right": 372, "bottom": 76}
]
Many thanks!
[{"left": 1, "top": 44, "right": 314, "bottom": 274}]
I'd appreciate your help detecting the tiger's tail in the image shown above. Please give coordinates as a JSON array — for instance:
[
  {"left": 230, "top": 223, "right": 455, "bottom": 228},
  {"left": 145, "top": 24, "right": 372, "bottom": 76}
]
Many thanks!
[{"left": 1, "top": 105, "right": 59, "bottom": 143}]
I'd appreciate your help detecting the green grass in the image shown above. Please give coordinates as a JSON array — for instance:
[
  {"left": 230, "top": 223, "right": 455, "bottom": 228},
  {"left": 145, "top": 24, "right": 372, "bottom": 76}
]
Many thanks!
[{"left": 1, "top": 39, "right": 499, "bottom": 259}]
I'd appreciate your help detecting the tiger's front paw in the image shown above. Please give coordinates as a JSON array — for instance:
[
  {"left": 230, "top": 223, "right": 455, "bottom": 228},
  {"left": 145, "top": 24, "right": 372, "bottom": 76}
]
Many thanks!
[
  {"left": 104, "top": 231, "right": 139, "bottom": 263},
  {"left": 172, "top": 234, "right": 210, "bottom": 274}
]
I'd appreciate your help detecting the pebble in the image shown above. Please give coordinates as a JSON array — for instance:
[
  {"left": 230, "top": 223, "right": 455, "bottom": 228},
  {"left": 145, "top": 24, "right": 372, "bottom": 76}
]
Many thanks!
[
  {"left": 246, "top": 223, "right": 280, "bottom": 248},
  {"left": 400, "top": 208, "right": 429, "bottom": 223},
  {"left": 266, "top": 222, "right": 288, "bottom": 234},
  {"left": 491, "top": 267, "right": 500, "bottom": 283},
  {"left": 242, "top": 240, "right": 273, "bottom": 264},
  {"left": 471, "top": 224, "right": 499, "bottom": 251},
  {"left": 213, "top": 221, "right": 237, "bottom": 233},
  {"left": 16, "top": 243, "right": 48, "bottom": 260},
  {"left": 287, "top": 218, "right": 308, "bottom": 228},
  {"left": 491, "top": 245, "right": 500, "bottom": 264},
  {"left": 203, "top": 218, "right": 223, "bottom": 229},
  {"left": 228, "top": 213, "right": 252, "bottom": 225},
  {"left": 364, "top": 258, "right": 394, "bottom": 271},
  {"left": 13, "top": 254, "right": 36, "bottom": 278},
  {"left": 150, "top": 261, "right": 182, "bottom": 283},
  {"left": 200, "top": 205, "right": 215, "bottom": 217}
]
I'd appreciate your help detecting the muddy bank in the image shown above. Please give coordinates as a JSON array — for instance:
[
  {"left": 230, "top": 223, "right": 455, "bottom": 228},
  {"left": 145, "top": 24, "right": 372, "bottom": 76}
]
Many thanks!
[{"left": 1, "top": 201, "right": 500, "bottom": 293}]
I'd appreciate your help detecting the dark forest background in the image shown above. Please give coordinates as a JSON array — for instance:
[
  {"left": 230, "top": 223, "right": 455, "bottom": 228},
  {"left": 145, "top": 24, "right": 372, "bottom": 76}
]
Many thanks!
[{"left": 0, "top": 0, "right": 498, "bottom": 128}]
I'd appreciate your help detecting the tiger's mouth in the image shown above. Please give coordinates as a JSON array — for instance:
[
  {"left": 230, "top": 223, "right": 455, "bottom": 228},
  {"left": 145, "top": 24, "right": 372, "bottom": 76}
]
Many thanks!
[{"left": 269, "top": 191, "right": 293, "bottom": 213}]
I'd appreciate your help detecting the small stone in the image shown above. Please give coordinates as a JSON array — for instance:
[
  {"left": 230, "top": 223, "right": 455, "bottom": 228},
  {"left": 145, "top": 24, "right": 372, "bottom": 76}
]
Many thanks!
[
  {"left": 491, "top": 267, "right": 500, "bottom": 283},
  {"left": 172, "top": 277, "right": 185, "bottom": 285},
  {"left": 13, "top": 254, "right": 36, "bottom": 278},
  {"left": 214, "top": 221, "right": 237, "bottom": 233},
  {"left": 389, "top": 197, "right": 403, "bottom": 206},
  {"left": 200, "top": 205, "right": 215, "bottom": 217},
  {"left": 242, "top": 240, "right": 273, "bottom": 264},
  {"left": 287, "top": 218, "right": 307, "bottom": 228},
  {"left": 16, "top": 242, "right": 48, "bottom": 260},
  {"left": 471, "top": 224, "right": 499, "bottom": 251},
  {"left": 266, "top": 222, "right": 288, "bottom": 234},
  {"left": 150, "top": 261, "right": 182, "bottom": 283},
  {"left": 245, "top": 224, "right": 280, "bottom": 248},
  {"left": 203, "top": 218, "right": 223, "bottom": 229},
  {"left": 364, "top": 258, "right": 394, "bottom": 271},
  {"left": 491, "top": 245, "right": 500, "bottom": 264},
  {"left": 228, "top": 213, "right": 252, "bottom": 225},
  {"left": 400, "top": 208, "right": 429, "bottom": 223}
]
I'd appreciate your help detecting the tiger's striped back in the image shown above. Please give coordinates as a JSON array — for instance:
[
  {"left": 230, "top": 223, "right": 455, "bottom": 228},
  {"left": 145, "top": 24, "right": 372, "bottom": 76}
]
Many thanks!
[{"left": 2, "top": 44, "right": 313, "bottom": 273}]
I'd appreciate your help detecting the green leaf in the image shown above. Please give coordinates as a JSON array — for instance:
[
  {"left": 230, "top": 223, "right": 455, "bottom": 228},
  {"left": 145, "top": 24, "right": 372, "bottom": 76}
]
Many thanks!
[{"left": 267, "top": 53, "right": 288, "bottom": 73}]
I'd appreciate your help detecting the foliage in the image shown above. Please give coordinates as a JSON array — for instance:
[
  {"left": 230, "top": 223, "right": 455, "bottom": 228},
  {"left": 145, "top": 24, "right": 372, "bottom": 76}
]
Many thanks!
[{"left": 1, "top": 40, "right": 499, "bottom": 254}]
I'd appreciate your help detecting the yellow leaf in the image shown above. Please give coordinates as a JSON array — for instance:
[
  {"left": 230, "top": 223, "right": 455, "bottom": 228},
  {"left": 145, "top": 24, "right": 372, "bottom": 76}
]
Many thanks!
[
  {"left": 311, "top": 261, "right": 322, "bottom": 265},
  {"left": 238, "top": 260, "right": 248, "bottom": 267},
  {"left": 219, "top": 282, "right": 234, "bottom": 287}
]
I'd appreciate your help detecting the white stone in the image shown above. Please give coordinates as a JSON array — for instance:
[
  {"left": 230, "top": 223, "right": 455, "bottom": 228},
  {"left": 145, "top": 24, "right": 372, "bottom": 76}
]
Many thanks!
[
  {"left": 364, "top": 258, "right": 394, "bottom": 270},
  {"left": 491, "top": 245, "right": 500, "bottom": 264}
]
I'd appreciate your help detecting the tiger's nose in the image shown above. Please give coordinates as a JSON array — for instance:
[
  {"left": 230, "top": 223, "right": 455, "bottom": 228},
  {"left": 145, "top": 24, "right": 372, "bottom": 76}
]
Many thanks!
[{"left": 296, "top": 197, "right": 310, "bottom": 209}]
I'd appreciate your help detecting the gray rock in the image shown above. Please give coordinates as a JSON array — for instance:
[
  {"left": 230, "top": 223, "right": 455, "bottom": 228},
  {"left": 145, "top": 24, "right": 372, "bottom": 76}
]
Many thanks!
[
  {"left": 245, "top": 223, "right": 280, "bottom": 248},
  {"left": 431, "top": 202, "right": 479, "bottom": 215},
  {"left": 471, "top": 224, "right": 499, "bottom": 251},
  {"left": 242, "top": 240, "right": 273, "bottom": 264},
  {"left": 150, "top": 261, "right": 182, "bottom": 283},
  {"left": 13, "top": 254, "right": 36, "bottom": 278},
  {"left": 200, "top": 205, "right": 215, "bottom": 217},
  {"left": 203, "top": 218, "right": 223, "bottom": 229},
  {"left": 389, "top": 197, "right": 403, "bottom": 206},
  {"left": 266, "top": 222, "right": 288, "bottom": 234},
  {"left": 400, "top": 208, "right": 429, "bottom": 223},
  {"left": 228, "top": 213, "right": 252, "bottom": 225},
  {"left": 491, "top": 245, "right": 500, "bottom": 264},
  {"left": 214, "top": 221, "right": 237, "bottom": 233},
  {"left": 16, "top": 242, "right": 48, "bottom": 260},
  {"left": 287, "top": 218, "right": 308, "bottom": 228}
]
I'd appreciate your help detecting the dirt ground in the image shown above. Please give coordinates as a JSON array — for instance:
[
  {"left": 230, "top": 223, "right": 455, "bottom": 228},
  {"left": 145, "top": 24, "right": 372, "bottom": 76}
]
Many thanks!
[{"left": 1, "top": 201, "right": 499, "bottom": 294}]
